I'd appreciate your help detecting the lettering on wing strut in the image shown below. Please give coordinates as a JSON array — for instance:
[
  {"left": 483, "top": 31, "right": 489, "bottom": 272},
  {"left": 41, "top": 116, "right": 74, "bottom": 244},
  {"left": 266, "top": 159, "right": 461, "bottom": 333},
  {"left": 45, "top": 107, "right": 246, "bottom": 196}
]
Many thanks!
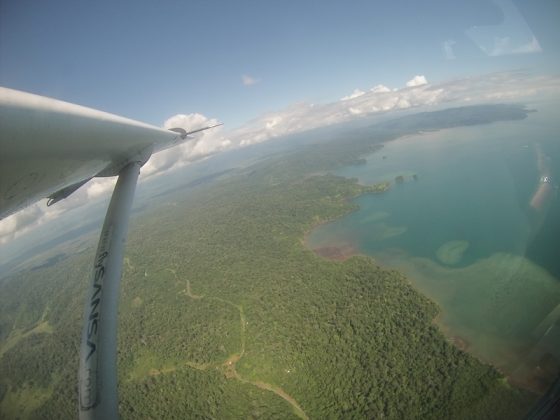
[{"left": 79, "top": 227, "right": 111, "bottom": 410}]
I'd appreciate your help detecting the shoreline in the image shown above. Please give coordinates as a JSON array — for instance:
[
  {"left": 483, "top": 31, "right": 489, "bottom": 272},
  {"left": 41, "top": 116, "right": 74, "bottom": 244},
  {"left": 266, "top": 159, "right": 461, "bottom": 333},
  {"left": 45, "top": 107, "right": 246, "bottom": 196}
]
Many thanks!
[
  {"left": 303, "top": 237, "right": 547, "bottom": 395},
  {"left": 299, "top": 133, "right": 551, "bottom": 396},
  {"left": 311, "top": 244, "right": 361, "bottom": 261},
  {"left": 300, "top": 178, "right": 392, "bottom": 253}
]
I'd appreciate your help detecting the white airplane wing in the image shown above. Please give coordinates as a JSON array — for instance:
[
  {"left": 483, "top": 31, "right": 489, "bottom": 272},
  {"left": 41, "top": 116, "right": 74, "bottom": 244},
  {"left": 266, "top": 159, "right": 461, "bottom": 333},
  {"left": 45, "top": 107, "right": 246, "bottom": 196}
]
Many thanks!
[
  {"left": 0, "top": 87, "right": 220, "bottom": 219},
  {"left": 1, "top": 87, "right": 223, "bottom": 419}
]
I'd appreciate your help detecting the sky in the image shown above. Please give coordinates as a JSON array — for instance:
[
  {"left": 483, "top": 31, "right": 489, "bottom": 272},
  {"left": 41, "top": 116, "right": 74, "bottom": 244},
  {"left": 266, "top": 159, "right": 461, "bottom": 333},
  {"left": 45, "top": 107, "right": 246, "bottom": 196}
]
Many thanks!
[
  {"left": 1, "top": 0, "right": 560, "bottom": 249},
  {"left": 2, "top": 0, "right": 558, "bottom": 127}
]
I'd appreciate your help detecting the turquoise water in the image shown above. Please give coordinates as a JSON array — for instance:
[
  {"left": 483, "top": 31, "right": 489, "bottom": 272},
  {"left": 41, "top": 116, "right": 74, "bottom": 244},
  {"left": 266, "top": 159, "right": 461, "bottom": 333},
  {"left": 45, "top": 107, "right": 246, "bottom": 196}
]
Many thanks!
[
  {"left": 312, "top": 124, "right": 537, "bottom": 266},
  {"left": 308, "top": 107, "right": 560, "bottom": 390}
]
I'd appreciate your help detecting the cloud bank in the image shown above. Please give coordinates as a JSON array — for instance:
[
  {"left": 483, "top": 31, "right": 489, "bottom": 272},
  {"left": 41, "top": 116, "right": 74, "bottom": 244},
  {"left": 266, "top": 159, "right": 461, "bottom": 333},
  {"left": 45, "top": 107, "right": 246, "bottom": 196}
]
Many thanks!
[
  {"left": 142, "top": 113, "right": 230, "bottom": 178},
  {"left": 229, "top": 72, "right": 559, "bottom": 148},
  {"left": 2, "top": 71, "right": 559, "bottom": 244},
  {"left": 405, "top": 75, "right": 428, "bottom": 87},
  {"left": 341, "top": 89, "right": 365, "bottom": 101}
]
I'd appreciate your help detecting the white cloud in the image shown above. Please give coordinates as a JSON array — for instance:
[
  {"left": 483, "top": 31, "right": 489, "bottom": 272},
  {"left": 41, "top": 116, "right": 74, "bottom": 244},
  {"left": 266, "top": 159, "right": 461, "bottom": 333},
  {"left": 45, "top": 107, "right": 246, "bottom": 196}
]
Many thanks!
[
  {"left": 242, "top": 74, "right": 260, "bottom": 86},
  {"left": 232, "top": 79, "right": 442, "bottom": 146},
  {"left": 0, "top": 205, "right": 41, "bottom": 243},
  {"left": 406, "top": 75, "right": 428, "bottom": 87},
  {"left": 341, "top": 89, "right": 365, "bottom": 101},
  {"left": 141, "top": 113, "right": 230, "bottom": 178},
  {"left": 397, "top": 98, "right": 411, "bottom": 109},
  {"left": 443, "top": 39, "right": 456, "bottom": 60},
  {"left": 342, "top": 85, "right": 390, "bottom": 100},
  {"left": 348, "top": 107, "right": 363, "bottom": 115},
  {"left": 229, "top": 72, "right": 560, "bottom": 148},
  {"left": 163, "top": 113, "right": 230, "bottom": 160},
  {"left": 370, "top": 84, "right": 391, "bottom": 93},
  {"left": 234, "top": 102, "right": 315, "bottom": 146},
  {"left": 0, "top": 176, "right": 119, "bottom": 245},
  {"left": 87, "top": 178, "right": 117, "bottom": 199}
]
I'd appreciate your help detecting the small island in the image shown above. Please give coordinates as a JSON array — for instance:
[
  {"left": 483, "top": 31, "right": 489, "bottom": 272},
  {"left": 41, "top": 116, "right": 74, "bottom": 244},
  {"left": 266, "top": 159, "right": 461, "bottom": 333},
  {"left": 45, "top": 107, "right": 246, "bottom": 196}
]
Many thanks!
[{"left": 394, "top": 174, "right": 419, "bottom": 184}]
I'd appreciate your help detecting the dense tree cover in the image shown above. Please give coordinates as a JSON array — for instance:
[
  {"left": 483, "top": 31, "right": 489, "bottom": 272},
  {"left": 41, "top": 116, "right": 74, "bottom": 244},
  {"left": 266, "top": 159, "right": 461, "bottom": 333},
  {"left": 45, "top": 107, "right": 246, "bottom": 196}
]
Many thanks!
[
  {"left": 0, "top": 105, "right": 537, "bottom": 419},
  {"left": 120, "top": 367, "right": 299, "bottom": 419}
]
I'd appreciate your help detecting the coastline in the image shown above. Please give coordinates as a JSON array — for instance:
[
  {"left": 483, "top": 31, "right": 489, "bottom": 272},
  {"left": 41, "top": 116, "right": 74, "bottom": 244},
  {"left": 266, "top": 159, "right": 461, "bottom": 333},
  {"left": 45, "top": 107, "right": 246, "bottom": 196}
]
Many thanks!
[
  {"left": 300, "top": 124, "right": 555, "bottom": 396},
  {"left": 303, "top": 230, "right": 548, "bottom": 396},
  {"left": 311, "top": 244, "right": 361, "bottom": 261}
]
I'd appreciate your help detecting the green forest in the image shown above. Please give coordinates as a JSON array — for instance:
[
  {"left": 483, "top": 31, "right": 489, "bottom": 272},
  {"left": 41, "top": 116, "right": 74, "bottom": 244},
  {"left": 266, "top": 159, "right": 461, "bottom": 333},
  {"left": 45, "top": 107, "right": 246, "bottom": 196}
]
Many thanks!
[{"left": 0, "top": 105, "right": 537, "bottom": 419}]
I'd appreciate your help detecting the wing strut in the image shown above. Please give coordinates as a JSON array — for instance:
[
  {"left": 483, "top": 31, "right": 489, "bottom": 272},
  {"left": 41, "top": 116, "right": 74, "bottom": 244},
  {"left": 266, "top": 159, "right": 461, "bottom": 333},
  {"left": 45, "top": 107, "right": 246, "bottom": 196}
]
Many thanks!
[{"left": 78, "top": 161, "right": 142, "bottom": 420}]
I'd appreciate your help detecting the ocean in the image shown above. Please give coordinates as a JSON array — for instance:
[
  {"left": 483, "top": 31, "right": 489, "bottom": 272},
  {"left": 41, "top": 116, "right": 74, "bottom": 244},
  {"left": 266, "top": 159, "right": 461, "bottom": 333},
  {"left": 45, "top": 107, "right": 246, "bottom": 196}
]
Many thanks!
[{"left": 308, "top": 101, "right": 560, "bottom": 392}]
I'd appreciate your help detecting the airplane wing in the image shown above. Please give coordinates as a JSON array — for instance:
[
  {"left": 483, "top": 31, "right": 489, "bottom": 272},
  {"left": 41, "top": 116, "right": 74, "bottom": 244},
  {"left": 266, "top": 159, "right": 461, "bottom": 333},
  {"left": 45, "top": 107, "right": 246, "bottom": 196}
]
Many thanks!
[
  {"left": 1, "top": 87, "right": 224, "bottom": 419},
  {"left": 0, "top": 87, "right": 220, "bottom": 219}
]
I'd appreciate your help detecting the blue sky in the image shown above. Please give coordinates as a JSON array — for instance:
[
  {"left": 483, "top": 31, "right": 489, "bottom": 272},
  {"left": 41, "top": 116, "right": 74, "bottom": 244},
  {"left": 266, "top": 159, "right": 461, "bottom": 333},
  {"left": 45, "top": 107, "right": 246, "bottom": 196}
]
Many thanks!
[{"left": 1, "top": 0, "right": 558, "bottom": 128}]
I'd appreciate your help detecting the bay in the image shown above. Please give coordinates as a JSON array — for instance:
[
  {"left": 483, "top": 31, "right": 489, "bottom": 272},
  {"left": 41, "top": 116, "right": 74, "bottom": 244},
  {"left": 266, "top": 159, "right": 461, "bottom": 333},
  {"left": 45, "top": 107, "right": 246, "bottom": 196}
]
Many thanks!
[{"left": 308, "top": 107, "right": 560, "bottom": 392}]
